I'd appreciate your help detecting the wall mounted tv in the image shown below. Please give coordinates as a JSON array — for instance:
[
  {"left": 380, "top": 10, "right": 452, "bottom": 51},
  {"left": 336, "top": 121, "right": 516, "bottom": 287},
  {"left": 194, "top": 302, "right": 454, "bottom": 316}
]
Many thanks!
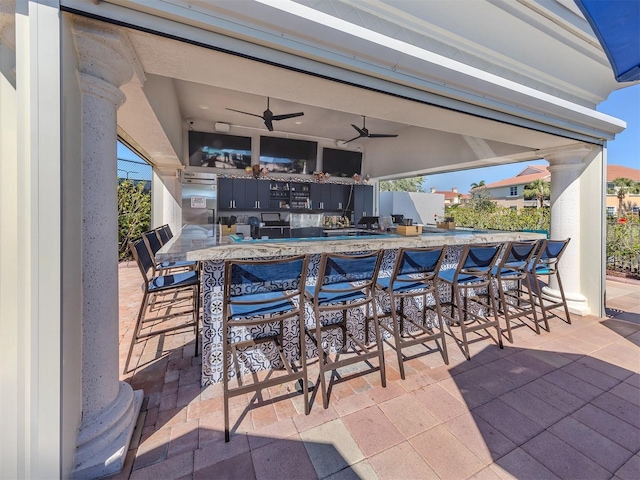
[
  {"left": 188, "top": 131, "right": 252, "bottom": 169},
  {"left": 259, "top": 136, "right": 317, "bottom": 174},
  {"left": 322, "top": 148, "right": 362, "bottom": 177}
]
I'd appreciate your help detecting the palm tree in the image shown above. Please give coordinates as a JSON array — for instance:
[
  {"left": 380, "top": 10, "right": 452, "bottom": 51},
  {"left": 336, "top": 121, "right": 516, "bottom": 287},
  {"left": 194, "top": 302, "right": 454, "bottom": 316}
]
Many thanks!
[
  {"left": 524, "top": 179, "right": 550, "bottom": 208},
  {"left": 613, "top": 177, "right": 635, "bottom": 216},
  {"left": 470, "top": 180, "right": 486, "bottom": 190}
]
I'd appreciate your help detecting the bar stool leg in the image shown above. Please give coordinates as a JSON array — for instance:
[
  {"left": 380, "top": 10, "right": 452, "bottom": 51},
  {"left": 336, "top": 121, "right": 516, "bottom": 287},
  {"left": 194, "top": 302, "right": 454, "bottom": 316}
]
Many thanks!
[{"left": 390, "top": 296, "right": 406, "bottom": 379}]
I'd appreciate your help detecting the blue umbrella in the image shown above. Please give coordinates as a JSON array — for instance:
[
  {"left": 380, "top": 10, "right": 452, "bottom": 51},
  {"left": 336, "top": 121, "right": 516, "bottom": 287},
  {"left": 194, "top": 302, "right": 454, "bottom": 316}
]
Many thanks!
[{"left": 575, "top": 0, "right": 640, "bottom": 82}]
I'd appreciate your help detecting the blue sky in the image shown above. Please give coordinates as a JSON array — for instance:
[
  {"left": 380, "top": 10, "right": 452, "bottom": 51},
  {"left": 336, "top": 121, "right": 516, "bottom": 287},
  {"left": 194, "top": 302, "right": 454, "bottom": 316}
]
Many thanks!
[
  {"left": 118, "top": 84, "right": 639, "bottom": 189},
  {"left": 425, "top": 84, "right": 640, "bottom": 193}
]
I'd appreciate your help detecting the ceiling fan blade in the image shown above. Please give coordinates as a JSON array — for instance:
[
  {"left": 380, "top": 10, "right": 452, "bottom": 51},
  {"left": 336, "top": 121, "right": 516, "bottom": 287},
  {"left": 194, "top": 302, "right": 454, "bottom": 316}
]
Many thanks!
[
  {"left": 367, "top": 133, "right": 398, "bottom": 138},
  {"left": 272, "top": 112, "right": 304, "bottom": 121},
  {"left": 264, "top": 119, "right": 274, "bottom": 131},
  {"left": 351, "top": 124, "right": 366, "bottom": 135},
  {"left": 344, "top": 134, "right": 363, "bottom": 143},
  {"left": 225, "top": 108, "right": 264, "bottom": 119}
]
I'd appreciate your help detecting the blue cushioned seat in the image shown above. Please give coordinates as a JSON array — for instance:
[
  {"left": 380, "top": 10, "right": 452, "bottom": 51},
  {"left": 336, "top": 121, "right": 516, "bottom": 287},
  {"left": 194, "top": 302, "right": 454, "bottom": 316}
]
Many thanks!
[
  {"left": 376, "top": 246, "right": 449, "bottom": 379},
  {"left": 527, "top": 238, "right": 572, "bottom": 328},
  {"left": 491, "top": 240, "right": 542, "bottom": 343},
  {"left": 229, "top": 291, "right": 296, "bottom": 318},
  {"left": 307, "top": 250, "right": 386, "bottom": 409},
  {"left": 437, "top": 243, "right": 503, "bottom": 360},
  {"left": 125, "top": 238, "right": 200, "bottom": 375},
  {"left": 222, "top": 254, "right": 310, "bottom": 443}
]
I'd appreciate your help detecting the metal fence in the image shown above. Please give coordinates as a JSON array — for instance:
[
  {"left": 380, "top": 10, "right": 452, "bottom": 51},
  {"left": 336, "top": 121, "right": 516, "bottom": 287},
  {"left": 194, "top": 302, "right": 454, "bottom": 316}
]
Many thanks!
[
  {"left": 606, "top": 220, "right": 640, "bottom": 275},
  {"left": 117, "top": 157, "right": 152, "bottom": 191}
]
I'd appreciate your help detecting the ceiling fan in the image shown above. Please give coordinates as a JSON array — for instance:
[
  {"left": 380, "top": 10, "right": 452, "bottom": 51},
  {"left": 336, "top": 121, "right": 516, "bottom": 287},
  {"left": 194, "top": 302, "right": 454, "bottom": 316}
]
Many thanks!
[
  {"left": 344, "top": 116, "right": 399, "bottom": 143},
  {"left": 225, "top": 97, "right": 304, "bottom": 132}
]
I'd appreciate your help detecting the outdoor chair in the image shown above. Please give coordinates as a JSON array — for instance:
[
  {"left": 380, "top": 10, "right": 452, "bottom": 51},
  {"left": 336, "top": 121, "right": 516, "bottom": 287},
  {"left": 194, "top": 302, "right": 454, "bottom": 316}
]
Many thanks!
[
  {"left": 125, "top": 238, "right": 200, "bottom": 374},
  {"left": 162, "top": 224, "right": 174, "bottom": 241},
  {"left": 438, "top": 243, "right": 503, "bottom": 360},
  {"left": 492, "top": 240, "right": 541, "bottom": 342},
  {"left": 142, "top": 229, "right": 198, "bottom": 275},
  {"left": 222, "top": 255, "right": 310, "bottom": 442},
  {"left": 157, "top": 224, "right": 170, "bottom": 244},
  {"left": 528, "top": 238, "right": 572, "bottom": 327},
  {"left": 306, "top": 250, "right": 386, "bottom": 409},
  {"left": 376, "top": 246, "right": 449, "bottom": 379}
]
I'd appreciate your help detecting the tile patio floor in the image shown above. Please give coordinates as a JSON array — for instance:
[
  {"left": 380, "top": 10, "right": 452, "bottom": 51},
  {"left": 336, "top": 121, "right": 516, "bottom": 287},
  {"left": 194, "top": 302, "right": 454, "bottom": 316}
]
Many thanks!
[{"left": 112, "top": 262, "right": 640, "bottom": 480}]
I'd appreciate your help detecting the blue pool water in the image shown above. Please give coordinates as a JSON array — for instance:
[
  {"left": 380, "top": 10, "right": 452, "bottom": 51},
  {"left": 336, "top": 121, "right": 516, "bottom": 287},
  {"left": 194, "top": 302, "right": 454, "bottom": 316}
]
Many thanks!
[{"left": 229, "top": 227, "right": 491, "bottom": 243}]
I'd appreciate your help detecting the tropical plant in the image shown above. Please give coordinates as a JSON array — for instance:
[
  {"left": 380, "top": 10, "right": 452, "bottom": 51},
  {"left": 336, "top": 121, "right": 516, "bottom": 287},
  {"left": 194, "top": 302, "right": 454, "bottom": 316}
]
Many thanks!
[
  {"left": 613, "top": 177, "right": 635, "bottom": 216},
  {"left": 467, "top": 187, "right": 496, "bottom": 212},
  {"left": 470, "top": 180, "right": 485, "bottom": 189},
  {"left": 379, "top": 176, "right": 425, "bottom": 192},
  {"left": 118, "top": 179, "right": 151, "bottom": 260},
  {"left": 523, "top": 179, "right": 550, "bottom": 208}
]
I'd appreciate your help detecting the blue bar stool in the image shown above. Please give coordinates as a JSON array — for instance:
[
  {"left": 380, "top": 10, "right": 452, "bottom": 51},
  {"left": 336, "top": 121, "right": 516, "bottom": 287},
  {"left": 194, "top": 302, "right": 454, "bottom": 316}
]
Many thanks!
[
  {"left": 306, "top": 250, "right": 385, "bottom": 409},
  {"left": 222, "top": 255, "right": 310, "bottom": 442},
  {"left": 438, "top": 243, "right": 503, "bottom": 360},
  {"left": 142, "top": 229, "right": 198, "bottom": 275},
  {"left": 528, "top": 238, "right": 572, "bottom": 327},
  {"left": 492, "top": 240, "right": 541, "bottom": 343},
  {"left": 126, "top": 238, "right": 200, "bottom": 373},
  {"left": 377, "top": 246, "right": 449, "bottom": 379}
]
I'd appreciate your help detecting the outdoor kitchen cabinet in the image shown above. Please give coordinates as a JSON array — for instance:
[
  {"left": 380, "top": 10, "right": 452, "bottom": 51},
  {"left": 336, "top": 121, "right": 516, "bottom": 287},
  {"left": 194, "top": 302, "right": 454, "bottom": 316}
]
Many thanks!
[
  {"left": 218, "top": 178, "right": 269, "bottom": 210},
  {"left": 350, "top": 184, "right": 374, "bottom": 225}
]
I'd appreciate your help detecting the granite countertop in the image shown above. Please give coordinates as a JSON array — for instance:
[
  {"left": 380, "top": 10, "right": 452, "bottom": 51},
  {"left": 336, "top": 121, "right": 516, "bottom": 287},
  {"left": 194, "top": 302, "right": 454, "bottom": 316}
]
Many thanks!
[{"left": 156, "top": 225, "right": 544, "bottom": 262}]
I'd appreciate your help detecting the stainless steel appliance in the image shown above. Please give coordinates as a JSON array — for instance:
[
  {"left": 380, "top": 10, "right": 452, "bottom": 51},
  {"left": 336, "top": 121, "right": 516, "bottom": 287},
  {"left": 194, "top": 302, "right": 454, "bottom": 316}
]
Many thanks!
[{"left": 181, "top": 171, "right": 217, "bottom": 235}]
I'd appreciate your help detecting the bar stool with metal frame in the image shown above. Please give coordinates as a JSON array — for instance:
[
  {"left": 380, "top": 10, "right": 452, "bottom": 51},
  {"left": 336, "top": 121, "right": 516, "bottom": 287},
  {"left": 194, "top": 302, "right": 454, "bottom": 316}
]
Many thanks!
[
  {"left": 528, "top": 238, "right": 572, "bottom": 327},
  {"left": 222, "top": 254, "right": 310, "bottom": 442},
  {"left": 125, "top": 238, "right": 200, "bottom": 373},
  {"left": 492, "top": 240, "right": 542, "bottom": 343},
  {"left": 142, "top": 229, "right": 198, "bottom": 275},
  {"left": 306, "top": 250, "right": 385, "bottom": 409},
  {"left": 157, "top": 224, "right": 171, "bottom": 244},
  {"left": 376, "top": 246, "right": 449, "bottom": 379},
  {"left": 438, "top": 243, "right": 504, "bottom": 360}
]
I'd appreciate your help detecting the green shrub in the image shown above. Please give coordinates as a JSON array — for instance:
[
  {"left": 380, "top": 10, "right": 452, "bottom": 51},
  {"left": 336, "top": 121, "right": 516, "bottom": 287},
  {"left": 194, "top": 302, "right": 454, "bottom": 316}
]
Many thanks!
[
  {"left": 118, "top": 180, "right": 151, "bottom": 260},
  {"left": 447, "top": 205, "right": 550, "bottom": 232}
]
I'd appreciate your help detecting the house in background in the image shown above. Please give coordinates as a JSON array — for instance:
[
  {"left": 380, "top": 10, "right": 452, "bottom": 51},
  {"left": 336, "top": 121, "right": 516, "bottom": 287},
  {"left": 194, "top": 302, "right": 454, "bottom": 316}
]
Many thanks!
[
  {"left": 481, "top": 164, "right": 640, "bottom": 214},
  {"left": 428, "top": 187, "right": 470, "bottom": 206},
  {"left": 606, "top": 165, "right": 640, "bottom": 216},
  {"left": 480, "top": 165, "right": 551, "bottom": 208}
]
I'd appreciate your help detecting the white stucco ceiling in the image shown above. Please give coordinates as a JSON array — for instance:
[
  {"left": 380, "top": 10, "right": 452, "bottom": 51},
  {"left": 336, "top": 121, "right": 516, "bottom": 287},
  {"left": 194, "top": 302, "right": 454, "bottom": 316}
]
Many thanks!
[{"left": 70, "top": 0, "right": 629, "bottom": 178}]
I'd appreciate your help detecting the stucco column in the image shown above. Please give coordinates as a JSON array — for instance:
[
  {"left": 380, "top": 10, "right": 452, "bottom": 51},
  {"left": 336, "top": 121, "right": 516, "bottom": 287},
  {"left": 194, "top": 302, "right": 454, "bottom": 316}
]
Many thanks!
[
  {"left": 72, "top": 19, "right": 142, "bottom": 479},
  {"left": 543, "top": 145, "right": 592, "bottom": 316}
]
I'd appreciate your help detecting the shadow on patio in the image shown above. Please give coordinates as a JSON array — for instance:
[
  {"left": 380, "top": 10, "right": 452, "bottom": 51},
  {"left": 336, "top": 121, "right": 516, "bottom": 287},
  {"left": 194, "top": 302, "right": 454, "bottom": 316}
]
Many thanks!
[{"left": 114, "top": 262, "right": 640, "bottom": 479}]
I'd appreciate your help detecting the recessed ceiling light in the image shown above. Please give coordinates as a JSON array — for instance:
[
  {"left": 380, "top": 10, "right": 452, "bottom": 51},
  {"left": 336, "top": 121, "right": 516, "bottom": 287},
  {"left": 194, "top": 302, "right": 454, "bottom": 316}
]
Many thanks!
[
  {"left": 199, "top": 104, "right": 210, "bottom": 110},
  {"left": 295, "top": 120, "right": 302, "bottom": 124}
]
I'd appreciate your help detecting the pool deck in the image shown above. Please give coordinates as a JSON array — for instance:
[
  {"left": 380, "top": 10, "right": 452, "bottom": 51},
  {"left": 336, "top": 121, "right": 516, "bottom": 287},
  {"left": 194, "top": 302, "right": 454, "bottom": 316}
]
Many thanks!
[{"left": 114, "top": 264, "right": 639, "bottom": 480}]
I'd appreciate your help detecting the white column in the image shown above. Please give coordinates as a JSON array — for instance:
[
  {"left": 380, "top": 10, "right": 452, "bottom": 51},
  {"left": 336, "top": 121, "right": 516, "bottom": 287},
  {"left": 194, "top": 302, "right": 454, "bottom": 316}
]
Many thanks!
[
  {"left": 72, "top": 18, "right": 142, "bottom": 479},
  {"left": 543, "top": 145, "right": 592, "bottom": 316}
]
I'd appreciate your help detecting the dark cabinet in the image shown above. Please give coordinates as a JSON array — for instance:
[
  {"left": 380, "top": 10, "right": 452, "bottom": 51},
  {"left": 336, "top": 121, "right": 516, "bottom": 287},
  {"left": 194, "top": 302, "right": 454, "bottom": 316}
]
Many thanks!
[
  {"left": 330, "top": 184, "right": 350, "bottom": 211},
  {"left": 289, "top": 182, "right": 311, "bottom": 210},
  {"left": 243, "top": 179, "right": 270, "bottom": 210},
  {"left": 310, "top": 183, "right": 349, "bottom": 211},
  {"left": 218, "top": 178, "right": 269, "bottom": 210},
  {"left": 351, "top": 184, "right": 374, "bottom": 225}
]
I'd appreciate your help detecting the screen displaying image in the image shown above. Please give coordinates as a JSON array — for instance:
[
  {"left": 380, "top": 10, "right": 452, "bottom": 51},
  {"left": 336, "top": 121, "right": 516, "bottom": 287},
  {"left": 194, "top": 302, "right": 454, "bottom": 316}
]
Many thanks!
[
  {"left": 188, "top": 131, "right": 252, "bottom": 169},
  {"left": 322, "top": 148, "right": 362, "bottom": 177},
  {"left": 259, "top": 136, "right": 317, "bottom": 174}
]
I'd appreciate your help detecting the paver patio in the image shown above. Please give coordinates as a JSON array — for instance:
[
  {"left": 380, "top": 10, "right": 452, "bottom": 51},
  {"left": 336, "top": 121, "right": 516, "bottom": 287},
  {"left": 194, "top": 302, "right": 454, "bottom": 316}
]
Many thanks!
[{"left": 112, "top": 261, "right": 640, "bottom": 480}]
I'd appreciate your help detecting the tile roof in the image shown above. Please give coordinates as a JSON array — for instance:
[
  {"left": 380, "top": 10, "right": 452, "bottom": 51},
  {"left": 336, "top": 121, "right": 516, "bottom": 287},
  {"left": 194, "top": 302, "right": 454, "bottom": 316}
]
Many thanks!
[
  {"left": 607, "top": 165, "right": 640, "bottom": 181},
  {"left": 482, "top": 166, "right": 550, "bottom": 189}
]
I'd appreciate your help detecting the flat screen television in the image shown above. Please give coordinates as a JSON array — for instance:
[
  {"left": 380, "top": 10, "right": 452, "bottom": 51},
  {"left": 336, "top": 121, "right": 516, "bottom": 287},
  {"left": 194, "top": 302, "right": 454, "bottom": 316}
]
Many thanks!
[
  {"left": 188, "top": 131, "right": 252, "bottom": 169},
  {"left": 322, "top": 148, "right": 362, "bottom": 177},
  {"left": 259, "top": 136, "right": 317, "bottom": 174}
]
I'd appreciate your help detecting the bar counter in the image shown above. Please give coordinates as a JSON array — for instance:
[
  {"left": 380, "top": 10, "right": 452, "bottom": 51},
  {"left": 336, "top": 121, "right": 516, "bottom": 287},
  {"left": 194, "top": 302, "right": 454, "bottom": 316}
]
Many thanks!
[{"left": 157, "top": 226, "right": 544, "bottom": 386}]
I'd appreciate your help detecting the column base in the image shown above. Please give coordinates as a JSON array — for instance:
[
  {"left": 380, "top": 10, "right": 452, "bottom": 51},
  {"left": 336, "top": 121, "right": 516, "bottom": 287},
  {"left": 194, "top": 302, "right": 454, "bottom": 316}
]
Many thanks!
[
  {"left": 541, "top": 286, "right": 590, "bottom": 316},
  {"left": 72, "top": 383, "right": 143, "bottom": 480}
]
